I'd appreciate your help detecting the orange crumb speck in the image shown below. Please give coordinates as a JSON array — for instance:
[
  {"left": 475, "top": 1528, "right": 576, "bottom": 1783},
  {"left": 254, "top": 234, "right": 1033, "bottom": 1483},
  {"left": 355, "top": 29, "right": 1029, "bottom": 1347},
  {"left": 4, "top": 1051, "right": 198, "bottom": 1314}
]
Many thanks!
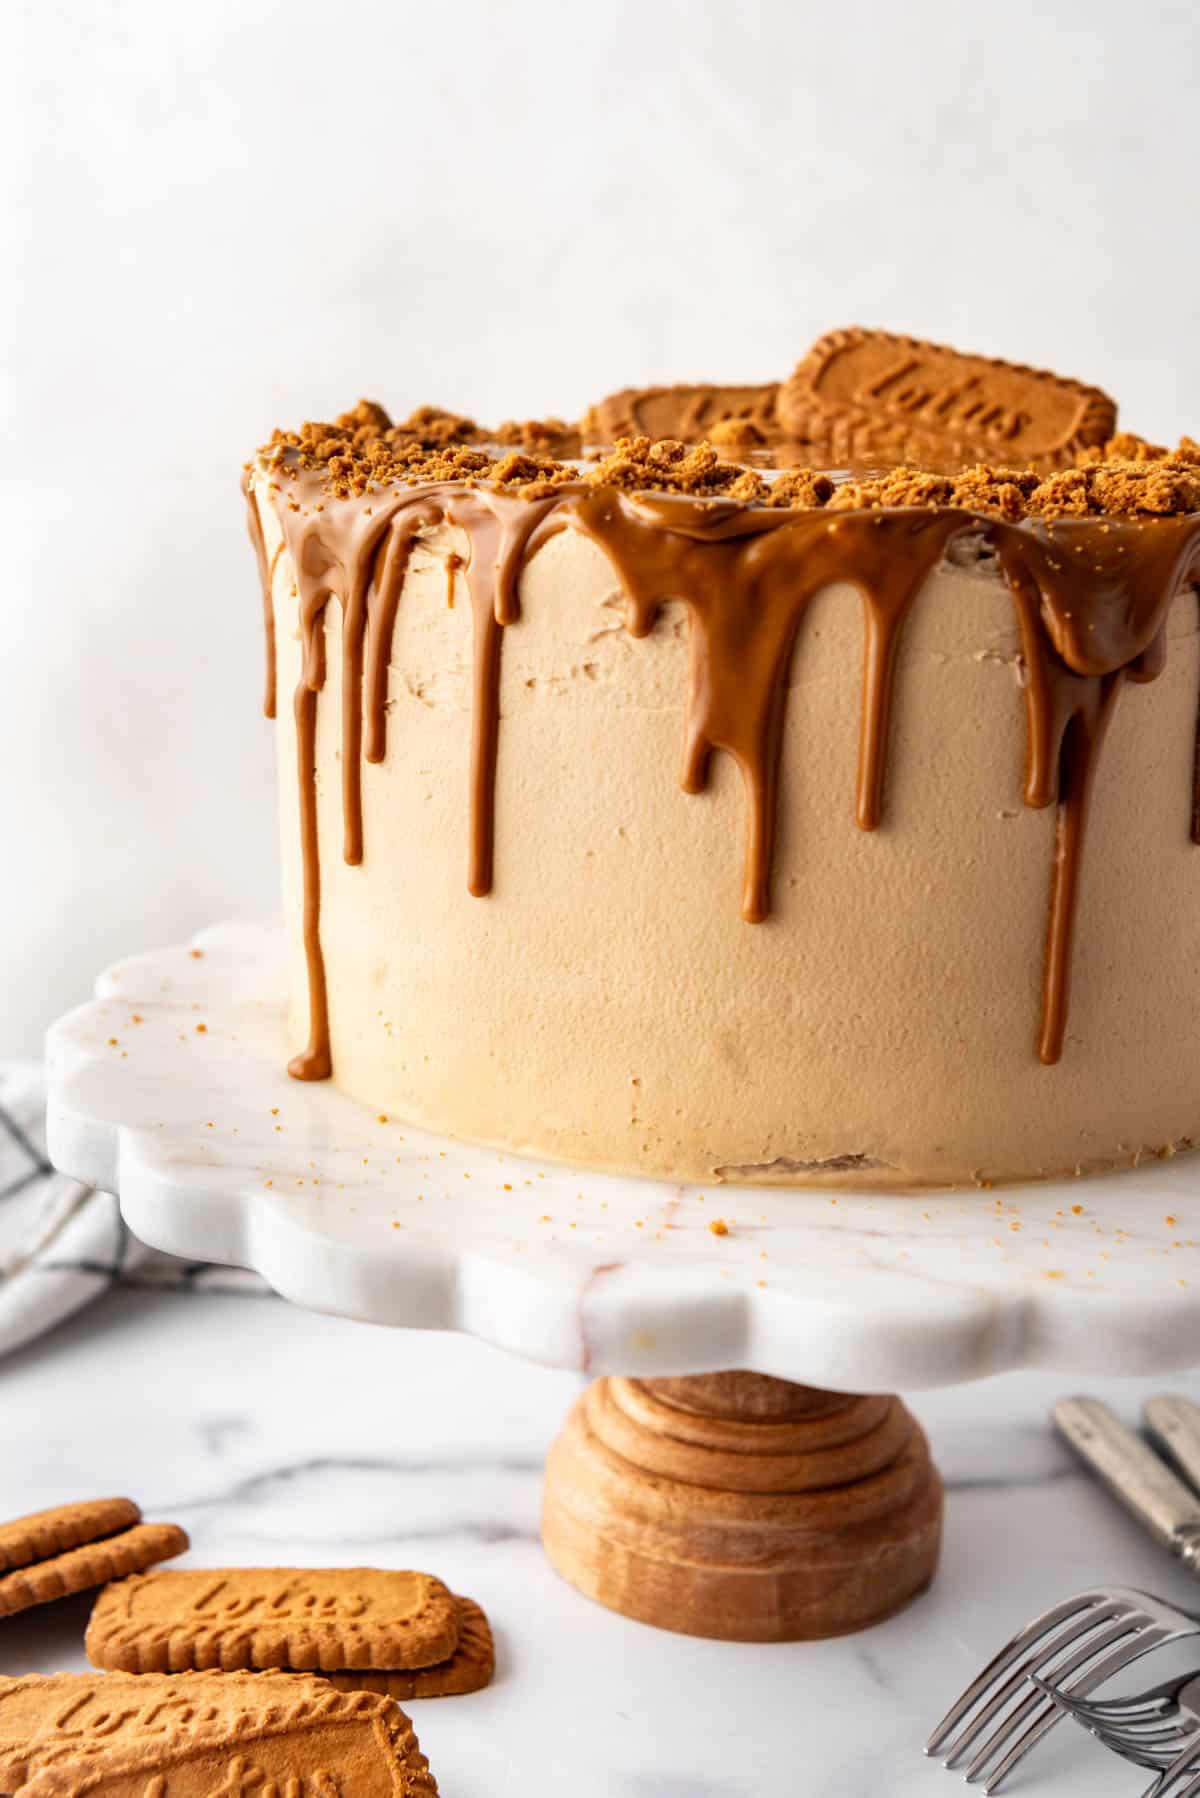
[
  {"left": 265, "top": 1179, "right": 273, "bottom": 1188},
  {"left": 131, "top": 1014, "right": 143, "bottom": 1025},
  {"left": 1071, "top": 1204, "right": 1084, "bottom": 1215},
  {"left": 391, "top": 1220, "right": 400, "bottom": 1230},
  {"left": 1044, "top": 1269, "right": 1065, "bottom": 1280},
  {"left": 188, "top": 949, "right": 204, "bottom": 959},
  {"left": 195, "top": 1023, "right": 207, "bottom": 1035},
  {"left": 377, "top": 1113, "right": 388, "bottom": 1124},
  {"left": 539, "top": 1214, "right": 551, "bottom": 1223},
  {"left": 1009, "top": 1220, "right": 1022, "bottom": 1232},
  {"left": 205, "top": 1122, "right": 214, "bottom": 1129},
  {"left": 107, "top": 1037, "right": 118, "bottom": 1047},
  {"left": 1166, "top": 1214, "right": 1179, "bottom": 1226},
  {"left": 503, "top": 1182, "right": 513, "bottom": 1191},
  {"left": 709, "top": 1218, "right": 730, "bottom": 1237}
]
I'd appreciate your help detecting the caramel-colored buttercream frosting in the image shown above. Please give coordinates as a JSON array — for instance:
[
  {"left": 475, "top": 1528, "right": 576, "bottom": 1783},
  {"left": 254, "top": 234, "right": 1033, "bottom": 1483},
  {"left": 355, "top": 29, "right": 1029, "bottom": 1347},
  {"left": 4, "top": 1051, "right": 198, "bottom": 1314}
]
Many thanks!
[{"left": 245, "top": 340, "right": 1200, "bottom": 1187}]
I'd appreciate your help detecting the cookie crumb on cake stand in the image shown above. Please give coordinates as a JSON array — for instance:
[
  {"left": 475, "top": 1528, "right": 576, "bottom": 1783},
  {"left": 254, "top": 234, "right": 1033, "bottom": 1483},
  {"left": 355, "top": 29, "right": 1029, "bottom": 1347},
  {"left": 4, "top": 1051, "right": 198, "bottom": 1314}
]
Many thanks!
[{"left": 46, "top": 921, "right": 1200, "bottom": 1642}]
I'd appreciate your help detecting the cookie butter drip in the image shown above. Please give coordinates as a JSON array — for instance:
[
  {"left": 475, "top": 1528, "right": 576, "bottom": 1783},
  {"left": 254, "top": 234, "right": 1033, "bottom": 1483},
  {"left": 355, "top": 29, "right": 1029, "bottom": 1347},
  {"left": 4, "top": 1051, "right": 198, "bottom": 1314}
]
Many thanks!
[
  {"left": 268, "top": 478, "right": 561, "bottom": 1078},
  {"left": 457, "top": 494, "right": 562, "bottom": 895},
  {"left": 568, "top": 492, "right": 964, "bottom": 918},
  {"left": 994, "top": 516, "right": 1200, "bottom": 1059},
  {"left": 445, "top": 551, "right": 463, "bottom": 608},
  {"left": 254, "top": 455, "right": 1200, "bottom": 1086},
  {"left": 242, "top": 472, "right": 278, "bottom": 719}
]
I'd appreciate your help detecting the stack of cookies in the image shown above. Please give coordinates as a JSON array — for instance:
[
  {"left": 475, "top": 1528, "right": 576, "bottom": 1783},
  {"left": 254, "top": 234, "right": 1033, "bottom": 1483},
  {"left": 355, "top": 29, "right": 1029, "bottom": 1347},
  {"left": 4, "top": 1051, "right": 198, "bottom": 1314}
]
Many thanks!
[
  {"left": 0, "top": 1498, "right": 495, "bottom": 1794},
  {"left": 0, "top": 1499, "right": 188, "bottom": 1619},
  {"left": 84, "top": 1567, "right": 494, "bottom": 1699}
]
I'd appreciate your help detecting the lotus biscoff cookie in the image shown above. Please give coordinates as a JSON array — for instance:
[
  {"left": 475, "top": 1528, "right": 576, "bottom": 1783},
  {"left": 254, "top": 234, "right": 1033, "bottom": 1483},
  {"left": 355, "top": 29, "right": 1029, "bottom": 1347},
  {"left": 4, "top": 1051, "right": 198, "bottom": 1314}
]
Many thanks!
[
  {"left": 0, "top": 1670, "right": 438, "bottom": 1797},
  {"left": 86, "top": 1567, "right": 460, "bottom": 1673},
  {"left": 776, "top": 325, "right": 1118, "bottom": 469},
  {"left": 0, "top": 1524, "right": 189, "bottom": 1619},
  {"left": 0, "top": 1499, "right": 141, "bottom": 1575},
  {"left": 322, "top": 1595, "right": 494, "bottom": 1699},
  {"left": 584, "top": 381, "right": 781, "bottom": 444}
]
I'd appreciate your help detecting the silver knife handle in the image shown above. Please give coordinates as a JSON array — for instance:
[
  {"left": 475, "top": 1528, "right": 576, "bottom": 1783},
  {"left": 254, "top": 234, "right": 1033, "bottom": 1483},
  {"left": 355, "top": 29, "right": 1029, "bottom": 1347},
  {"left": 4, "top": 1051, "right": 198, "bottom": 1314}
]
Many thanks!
[
  {"left": 1145, "top": 1396, "right": 1200, "bottom": 1498},
  {"left": 1054, "top": 1397, "right": 1200, "bottom": 1570}
]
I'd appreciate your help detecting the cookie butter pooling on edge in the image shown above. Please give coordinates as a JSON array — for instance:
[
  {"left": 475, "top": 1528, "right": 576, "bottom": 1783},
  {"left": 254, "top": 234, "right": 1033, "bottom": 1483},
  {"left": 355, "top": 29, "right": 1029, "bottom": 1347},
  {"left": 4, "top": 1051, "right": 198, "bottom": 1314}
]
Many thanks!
[{"left": 244, "top": 398, "right": 1200, "bottom": 1096}]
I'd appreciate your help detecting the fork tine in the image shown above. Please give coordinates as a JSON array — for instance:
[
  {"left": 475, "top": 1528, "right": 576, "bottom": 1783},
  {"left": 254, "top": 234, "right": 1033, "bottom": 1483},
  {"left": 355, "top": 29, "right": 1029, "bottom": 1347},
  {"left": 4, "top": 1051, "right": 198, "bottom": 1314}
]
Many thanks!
[
  {"left": 1105, "top": 1717, "right": 1194, "bottom": 1742},
  {"left": 1083, "top": 1711, "right": 1185, "bottom": 1754},
  {"left": 1077, "top": 1693, "right": 1175, "bottom": 1726},
  {"left": 952, "top": 1612, "right": 1138, "bottom": 1774},
  {"left": 1096, "top": 1730, "right": 1195, "bottom": 1776},
  {"left": 975, "top": 1624, "right": 1175, "bottom": 1793},
  {"left": 940, "top": 1603, "right": 1124, "bottom": 1766},
  {"left": 926, "top": 1592, "right": 1103, "bottom": 1755},
  {"left": 1103, "top": 1721, "right": 1193, "bottom": 1751},
  {"left": 1146, "top": 1739, "right": 1200, "bottom": 1798},
  {"left": 1036, "top": 1677, "right": 1183, "bottom": 1741}
]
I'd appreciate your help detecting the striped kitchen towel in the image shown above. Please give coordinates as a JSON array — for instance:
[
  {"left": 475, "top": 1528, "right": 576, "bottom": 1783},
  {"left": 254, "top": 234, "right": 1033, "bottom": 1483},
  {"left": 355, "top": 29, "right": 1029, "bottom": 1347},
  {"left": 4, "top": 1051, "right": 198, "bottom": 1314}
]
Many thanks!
[{"left": 0, "top": 1062, "right": 268, "bottom": 1359}]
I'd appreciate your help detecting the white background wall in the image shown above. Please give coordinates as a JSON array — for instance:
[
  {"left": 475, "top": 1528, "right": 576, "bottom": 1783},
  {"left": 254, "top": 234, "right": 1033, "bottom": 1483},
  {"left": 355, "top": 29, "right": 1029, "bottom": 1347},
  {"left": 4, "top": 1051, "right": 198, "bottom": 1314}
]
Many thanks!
[{"left": 3, "top": 0, "right": 1198, "bottom": 1054}]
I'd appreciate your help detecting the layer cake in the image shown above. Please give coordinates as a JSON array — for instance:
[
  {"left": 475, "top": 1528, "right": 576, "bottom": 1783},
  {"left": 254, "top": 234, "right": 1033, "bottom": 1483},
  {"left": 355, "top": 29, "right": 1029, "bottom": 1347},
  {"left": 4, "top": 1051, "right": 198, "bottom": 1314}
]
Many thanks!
[{"left": 244, "top": 334, "right": 1200, "bottom": 1186}]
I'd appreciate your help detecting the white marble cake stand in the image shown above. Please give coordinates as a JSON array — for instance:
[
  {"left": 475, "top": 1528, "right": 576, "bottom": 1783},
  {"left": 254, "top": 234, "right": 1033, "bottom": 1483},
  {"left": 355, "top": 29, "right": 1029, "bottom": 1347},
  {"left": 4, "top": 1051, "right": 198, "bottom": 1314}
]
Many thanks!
[{"left": 44, "top": 920, "right": 1200, "bottom": 1642}]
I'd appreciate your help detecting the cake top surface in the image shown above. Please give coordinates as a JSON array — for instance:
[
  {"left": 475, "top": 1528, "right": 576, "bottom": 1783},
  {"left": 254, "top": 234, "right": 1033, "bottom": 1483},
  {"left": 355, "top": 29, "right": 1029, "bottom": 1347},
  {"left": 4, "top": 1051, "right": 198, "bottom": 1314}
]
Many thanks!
[
  {"left": 250, "top": 324, "right": 1199, "bottom": 521},
  {"left": 255, "top": 401, "right": 1200, "bottom": 522}
]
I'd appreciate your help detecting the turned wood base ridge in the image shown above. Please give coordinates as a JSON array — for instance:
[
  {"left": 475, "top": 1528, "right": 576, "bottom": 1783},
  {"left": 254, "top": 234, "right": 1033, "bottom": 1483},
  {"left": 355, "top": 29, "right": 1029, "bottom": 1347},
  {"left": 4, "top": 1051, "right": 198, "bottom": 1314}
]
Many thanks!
[{"left": 541, "top": 1371, "right": 943, "bottom": 1641}]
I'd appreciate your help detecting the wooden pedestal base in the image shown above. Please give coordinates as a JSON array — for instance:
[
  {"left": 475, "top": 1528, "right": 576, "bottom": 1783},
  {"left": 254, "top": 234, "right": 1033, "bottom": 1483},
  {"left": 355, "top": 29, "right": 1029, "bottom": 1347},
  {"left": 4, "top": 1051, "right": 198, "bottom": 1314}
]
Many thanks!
[{"left": 542, "top": 1371, "right": 943, "bottom": 1641}]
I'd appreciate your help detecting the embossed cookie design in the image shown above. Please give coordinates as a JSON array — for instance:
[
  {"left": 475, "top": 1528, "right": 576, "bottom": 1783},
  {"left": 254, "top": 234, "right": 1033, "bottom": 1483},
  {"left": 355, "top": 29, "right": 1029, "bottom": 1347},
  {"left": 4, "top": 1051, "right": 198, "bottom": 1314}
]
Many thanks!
[
  {"left": 86, "top": 1568, "right": 460, "bottom": 1672},
  {"left": 777, "top": 326, "right": 1117, "bottom": 469},
  {"left": 585, "top": 382, "right": 780, "bottom": 444},
  {"left": 0, "top": 1670, "right": 438, "bottom": 1797}
]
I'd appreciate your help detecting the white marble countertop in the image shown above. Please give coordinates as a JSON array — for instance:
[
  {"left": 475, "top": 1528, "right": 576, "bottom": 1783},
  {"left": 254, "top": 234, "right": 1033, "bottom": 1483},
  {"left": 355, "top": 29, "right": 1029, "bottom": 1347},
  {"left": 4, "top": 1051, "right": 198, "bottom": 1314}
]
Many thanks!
[{"left": 5, "top": 1289, "right": 1200, "bottom": 1796}]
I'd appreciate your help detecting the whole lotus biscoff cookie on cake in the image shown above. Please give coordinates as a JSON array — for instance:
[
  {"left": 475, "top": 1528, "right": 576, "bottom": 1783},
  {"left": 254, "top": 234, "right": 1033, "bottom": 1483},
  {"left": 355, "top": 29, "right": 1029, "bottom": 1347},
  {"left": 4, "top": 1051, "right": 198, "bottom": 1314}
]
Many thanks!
[{"left": 243, "top": 330, "right": 1200, "bottom": 1188}]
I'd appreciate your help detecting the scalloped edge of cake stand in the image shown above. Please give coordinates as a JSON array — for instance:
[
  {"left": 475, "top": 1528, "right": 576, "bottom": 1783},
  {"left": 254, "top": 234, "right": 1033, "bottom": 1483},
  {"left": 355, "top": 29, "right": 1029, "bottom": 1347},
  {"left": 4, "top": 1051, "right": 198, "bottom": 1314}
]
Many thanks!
[{"left": 44, "top": 920, "right": 1200, "bottom": 1388}]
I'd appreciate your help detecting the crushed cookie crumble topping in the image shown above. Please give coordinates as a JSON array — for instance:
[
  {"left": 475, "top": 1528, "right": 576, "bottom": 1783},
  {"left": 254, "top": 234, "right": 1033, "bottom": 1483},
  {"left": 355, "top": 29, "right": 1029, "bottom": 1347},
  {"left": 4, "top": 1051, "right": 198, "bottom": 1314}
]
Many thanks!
[{"left": 255, "top": 404, "right": 1200, "bottom": 520}]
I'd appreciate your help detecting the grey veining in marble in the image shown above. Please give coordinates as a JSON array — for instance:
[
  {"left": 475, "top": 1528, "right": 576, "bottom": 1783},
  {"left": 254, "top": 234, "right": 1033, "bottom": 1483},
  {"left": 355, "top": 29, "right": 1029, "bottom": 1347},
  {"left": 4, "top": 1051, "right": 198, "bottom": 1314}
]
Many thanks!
[{"left": 6, "top": 1288, "right": 1200, "bottom": 1794}]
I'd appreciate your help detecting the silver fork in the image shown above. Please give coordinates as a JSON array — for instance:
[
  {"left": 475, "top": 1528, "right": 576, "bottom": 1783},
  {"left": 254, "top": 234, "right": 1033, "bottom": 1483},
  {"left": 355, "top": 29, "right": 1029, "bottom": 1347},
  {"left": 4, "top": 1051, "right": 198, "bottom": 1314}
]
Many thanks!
[
  {"left": 1142, "top": 1736, "right": 1200, "bottom": 1798},
  {"left": 925, "top": 1587, "right": 1200, "bottom": 1792},
  {"left": 1031, "top": 1668, "right": 1200, "bottom": 1775}
]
